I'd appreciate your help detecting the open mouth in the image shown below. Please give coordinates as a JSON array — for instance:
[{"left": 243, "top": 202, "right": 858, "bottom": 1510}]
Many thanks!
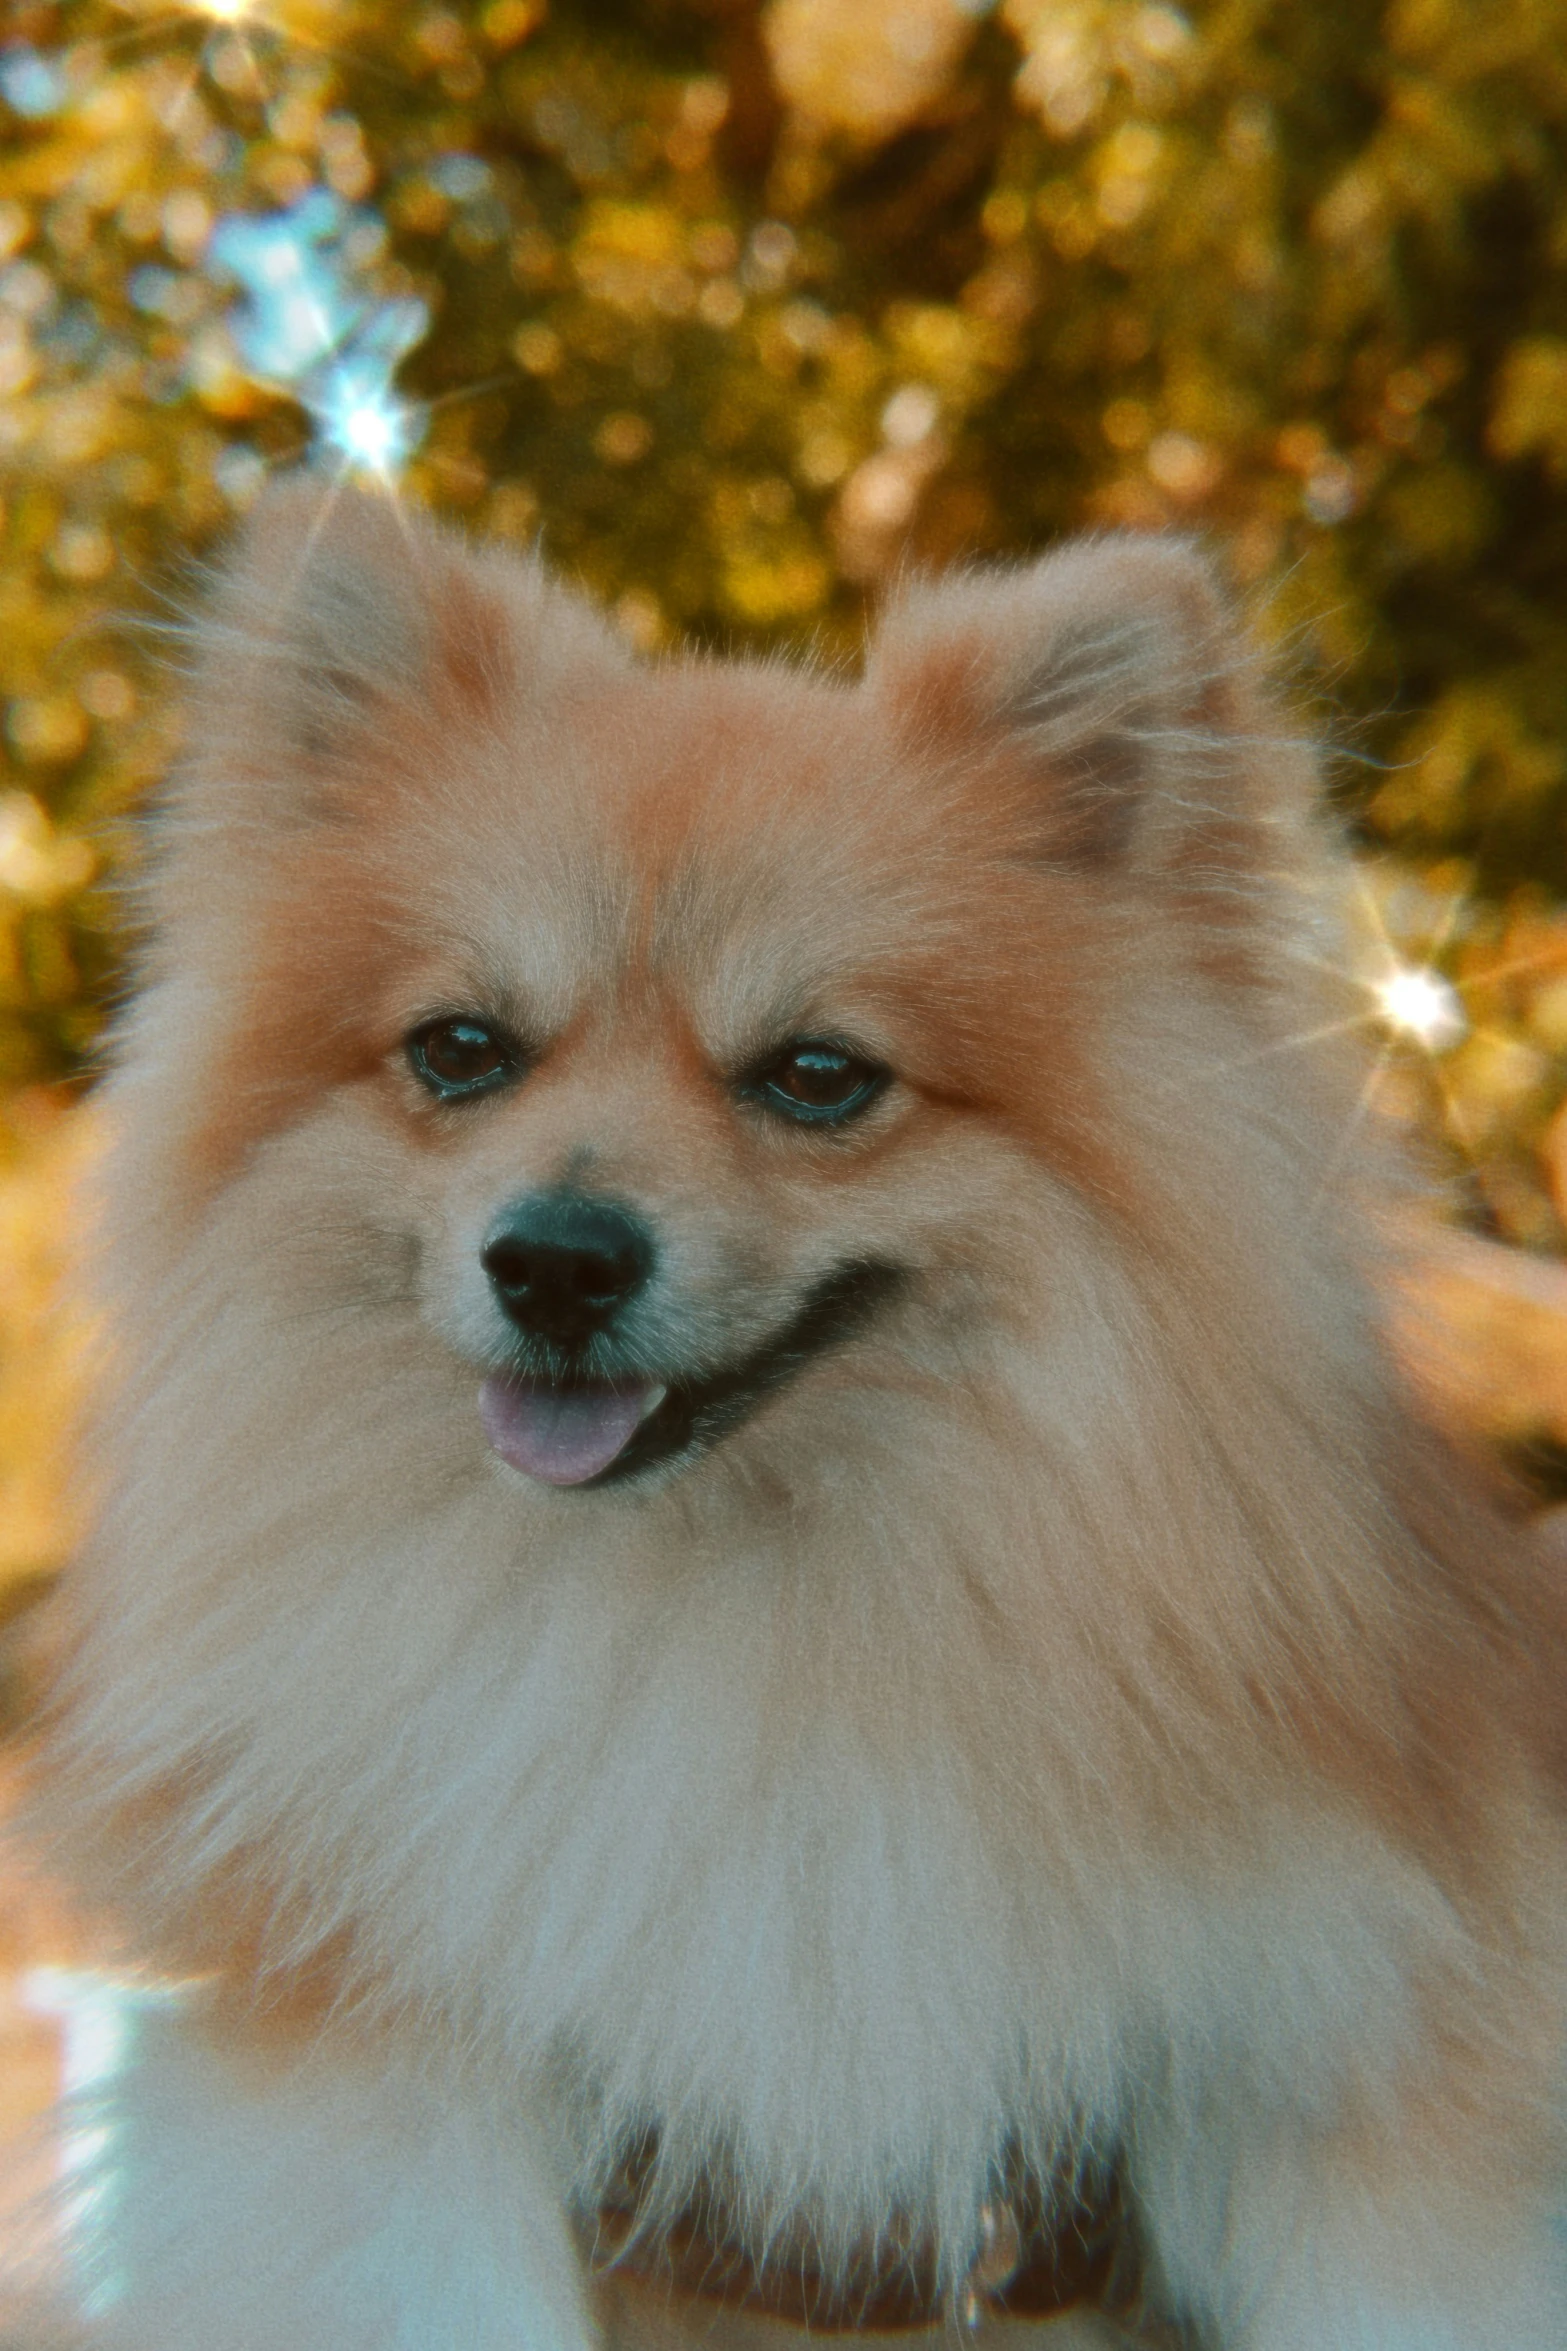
[{"left": 479, "top": 1259, "right": 906, "bottom": 1489}]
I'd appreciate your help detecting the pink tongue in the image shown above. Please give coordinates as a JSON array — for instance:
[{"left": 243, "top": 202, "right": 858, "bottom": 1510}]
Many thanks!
[{"left": 479, "top": 1376, "right": 652, "bottom": 1486}]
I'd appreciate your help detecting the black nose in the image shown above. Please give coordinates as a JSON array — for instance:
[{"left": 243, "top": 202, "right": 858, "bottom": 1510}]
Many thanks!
[{"left": 481, "top": 1196, "right": 653, "bottom": 1347}]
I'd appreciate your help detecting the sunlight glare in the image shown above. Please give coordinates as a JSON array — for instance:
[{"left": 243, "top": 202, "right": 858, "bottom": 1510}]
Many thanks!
[
  {"left": 1371, "top": 963, "right": 1467, "bottom": 1051},
  {"left": 316, "top": 375, "right": 414, "bottom": 475}
]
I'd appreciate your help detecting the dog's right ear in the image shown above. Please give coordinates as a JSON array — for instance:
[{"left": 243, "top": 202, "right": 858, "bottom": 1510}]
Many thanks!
[
  {"left": 862, "top": 534, "right": 1321, "bottom": 885},
  {"left": 179, "top": 473, "right": 627, "bottom": 821}
]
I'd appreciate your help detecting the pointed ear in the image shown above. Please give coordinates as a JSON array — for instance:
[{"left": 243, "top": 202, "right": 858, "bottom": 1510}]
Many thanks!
[
  {"left": 867, "top": 535, "right": 1302, "bottom": 874},
  {"left": 181, "top": 474, "right": 628, "bottom": 817}
]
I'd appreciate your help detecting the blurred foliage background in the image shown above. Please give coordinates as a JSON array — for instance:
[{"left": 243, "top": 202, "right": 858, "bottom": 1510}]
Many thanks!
[{"left": 3, "top": 0, "right": 1567, "bottom": 1605}]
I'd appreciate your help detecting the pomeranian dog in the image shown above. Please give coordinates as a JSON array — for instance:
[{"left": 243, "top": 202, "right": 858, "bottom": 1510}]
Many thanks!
[{"left": 26, "top": 477, "right": 1567, "bottom": 2351}]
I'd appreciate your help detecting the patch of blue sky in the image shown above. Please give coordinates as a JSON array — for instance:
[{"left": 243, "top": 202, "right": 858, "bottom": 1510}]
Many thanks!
[
  {"left": 0, "top": 42, "right": 70, "bottom": 118},
  {"left": 207, "top": 189, "right": 429, "bottom": 474}
]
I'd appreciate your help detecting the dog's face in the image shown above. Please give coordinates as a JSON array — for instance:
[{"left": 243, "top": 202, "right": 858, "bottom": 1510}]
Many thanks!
[
  {"left": 372, "top": 659, "right": 1010, "bottom": 1492},
  {"left": 362, "top": 657, "right": 1145, "bottom": 1497},
  {"left": 136, "top": 484, "right": 1344, "bottom": 1522}
]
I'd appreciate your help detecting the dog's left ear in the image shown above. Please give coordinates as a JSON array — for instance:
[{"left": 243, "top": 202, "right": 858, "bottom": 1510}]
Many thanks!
[{"left": 866, "top": 535, "right": 1304, "bottom": 874}]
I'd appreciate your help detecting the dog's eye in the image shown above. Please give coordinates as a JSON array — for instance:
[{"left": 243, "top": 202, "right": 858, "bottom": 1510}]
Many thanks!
[
  {"left": 407, "top": 1017, "right": 516, "bottom": 1100},
  {"left": 747, "top": 1041, "right": 887, "bottom": 1126}
]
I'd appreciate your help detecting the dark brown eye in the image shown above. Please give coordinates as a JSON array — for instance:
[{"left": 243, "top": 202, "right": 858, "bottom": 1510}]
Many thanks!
[
  {"left": 407, "top": 1017, "right": 516, "bottom": 1100},
  {"left": 746, "top": 1041, "right": 887, "bottom": 1127}
]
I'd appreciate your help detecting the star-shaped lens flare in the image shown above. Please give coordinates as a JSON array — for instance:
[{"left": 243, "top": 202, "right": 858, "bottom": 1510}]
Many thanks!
[
  {"left": 1371, "top": 963, "right": 1468, "bottom": 1052},
  {"left": 313, "top": 371, "right": 415, "bottom": 475}
]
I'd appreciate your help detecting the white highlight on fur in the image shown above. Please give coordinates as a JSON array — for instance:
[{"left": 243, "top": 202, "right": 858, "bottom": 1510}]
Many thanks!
[
  {"left": 20, "top": 1970, "right": 179, "bottom": 2317},
  {"left": 83, "top": 2004, "right": 597, "bottom": 2351}
]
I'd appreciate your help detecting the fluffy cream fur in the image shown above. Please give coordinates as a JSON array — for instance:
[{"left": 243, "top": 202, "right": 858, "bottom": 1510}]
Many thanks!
[{"left": 26, "top": 480, "right": 1567, "bottom": 2349}]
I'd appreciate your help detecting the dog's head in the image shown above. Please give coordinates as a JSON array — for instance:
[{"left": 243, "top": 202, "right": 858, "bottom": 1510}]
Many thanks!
[{"left": 118, "top": 480, "right": 1355, "bottom": 1515}]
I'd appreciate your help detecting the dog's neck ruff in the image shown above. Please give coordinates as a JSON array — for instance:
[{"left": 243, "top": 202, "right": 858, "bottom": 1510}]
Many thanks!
[{"left": 591, "top": 2164, "right": 1143, "bottom": 2334}]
